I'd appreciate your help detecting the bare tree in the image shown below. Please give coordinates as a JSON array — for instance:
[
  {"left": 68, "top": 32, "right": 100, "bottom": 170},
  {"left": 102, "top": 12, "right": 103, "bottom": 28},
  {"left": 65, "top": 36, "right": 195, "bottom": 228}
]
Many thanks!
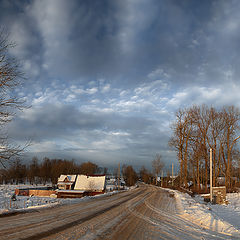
[
  {"left": 28, "top": 157, "right": 39, "bottom": 184},
  {"left": 169, "top": 110, "right": 185, "bottom": 186},
  {"left": 139, "top": 166, "right": 151, "bottom": 184},
  {"left": 152, "top": 154, "right": 164, "bottom": 185},
  {"left": 222, "top": 106, "right": 240, "bottom": 188},
  {"left": 122, "top": 165, "right": 138, "bottom": 186},
  {"left": 79, "top": 161, "right": 99, "bottom": 175},
  {"left": 169, "top": 109, "right": 192, "bottom": 187},
  {"left": 0, "top": 29, "right": 28, "bottom": 167},
  {"left": 170, "top": 104, "right": 240, "bottom": 192},
  {"left": 191, "top": 105, "right": 211, "bottom": 190}
]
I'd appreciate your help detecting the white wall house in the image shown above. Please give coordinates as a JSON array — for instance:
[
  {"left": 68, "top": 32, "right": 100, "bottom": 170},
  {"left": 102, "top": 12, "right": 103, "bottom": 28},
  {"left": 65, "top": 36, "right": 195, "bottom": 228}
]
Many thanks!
[{"left": 74, "top": 175, "right": 106, "bottom": 192}]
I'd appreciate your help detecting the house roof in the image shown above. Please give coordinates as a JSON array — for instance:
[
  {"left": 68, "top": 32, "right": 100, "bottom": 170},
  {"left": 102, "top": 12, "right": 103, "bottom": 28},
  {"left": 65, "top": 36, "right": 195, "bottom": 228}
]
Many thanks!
[
  {"left": 58, "top": 175, "right": 77, "bottom": 183},
  {"left": 74, "top": 174, "right": 106, "bottom": 191}
]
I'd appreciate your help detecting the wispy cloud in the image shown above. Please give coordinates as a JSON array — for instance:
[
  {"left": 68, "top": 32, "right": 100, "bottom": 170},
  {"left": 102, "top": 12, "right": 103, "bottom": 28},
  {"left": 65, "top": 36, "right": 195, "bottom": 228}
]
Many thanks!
[{"left": 2, "top": 0, "right": 240, "bottom": 166}]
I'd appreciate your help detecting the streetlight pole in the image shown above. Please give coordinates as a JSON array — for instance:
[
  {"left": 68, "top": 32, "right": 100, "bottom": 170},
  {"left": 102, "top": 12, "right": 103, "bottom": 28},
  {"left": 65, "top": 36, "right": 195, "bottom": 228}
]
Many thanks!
[
  {"left": 161, "top": 170, "right": 163, "bottom": 187},
  {"left": 210, "top": 148, "right": 213, "bottom": 202}
]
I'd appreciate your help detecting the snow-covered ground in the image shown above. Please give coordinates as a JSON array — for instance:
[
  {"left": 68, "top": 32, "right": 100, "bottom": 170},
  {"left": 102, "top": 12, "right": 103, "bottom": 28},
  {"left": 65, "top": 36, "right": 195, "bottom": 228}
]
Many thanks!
[
  {"left": 0, "top": 184, "right": 120, "bottom": 215},
  {"left": 1, "top": 184, "right": 240, "bottom": 237},
  {"left": 171, "top": 188, "right": 240, "bottom": 237}
]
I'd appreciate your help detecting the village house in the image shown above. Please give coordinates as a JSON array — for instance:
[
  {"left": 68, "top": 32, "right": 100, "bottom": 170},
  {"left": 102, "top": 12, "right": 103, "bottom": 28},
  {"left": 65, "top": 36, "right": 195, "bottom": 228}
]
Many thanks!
[
  {"left": 56, "top": 174, "right": 106, "bottom": 198},
  {"left": 57, "top": 175, "right": 77, "bottom": 190},
  {"left": 74, "top": 174, "right": 106, "bottom": 193},
  {"left": 16, "top": 174, "right": 107, "bottom": 198},
  {"left": 105, "top": 176, "right": 126, "bottom": 191}
]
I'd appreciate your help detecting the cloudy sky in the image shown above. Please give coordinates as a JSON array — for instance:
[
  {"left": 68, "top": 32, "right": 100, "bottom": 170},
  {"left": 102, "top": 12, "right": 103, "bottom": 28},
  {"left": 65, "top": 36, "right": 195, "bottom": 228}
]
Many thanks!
[{"left": 1, "top": 0, "right": 240, "bottom": 169}]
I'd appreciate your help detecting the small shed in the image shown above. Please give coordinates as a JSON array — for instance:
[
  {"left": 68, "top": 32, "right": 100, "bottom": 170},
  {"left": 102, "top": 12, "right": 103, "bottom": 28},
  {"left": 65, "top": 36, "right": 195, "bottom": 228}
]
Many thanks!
[
  {"left": 212, "top": 186, "right": 227, "bottom": 204},
  {"left": 57, "top": 175, "right": 77, "bottom": 190},
  {"left": 203, "top": 186, "right": 227, "bottom": 204},
  {"left": 74, "top": 174, "right": 106, "bottom": 192}
]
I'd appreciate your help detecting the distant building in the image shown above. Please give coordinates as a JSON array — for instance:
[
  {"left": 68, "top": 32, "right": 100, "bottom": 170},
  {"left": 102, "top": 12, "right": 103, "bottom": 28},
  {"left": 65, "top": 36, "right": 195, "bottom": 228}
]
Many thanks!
[
  {"left": 57, "top": 175, "right": 77, "bottom": 190},
  {"left": 106, "top": 177, "right": 116, "bottom": 191},
  {"left": 105, "top": 177, "right": 125, "bottom": 191}
]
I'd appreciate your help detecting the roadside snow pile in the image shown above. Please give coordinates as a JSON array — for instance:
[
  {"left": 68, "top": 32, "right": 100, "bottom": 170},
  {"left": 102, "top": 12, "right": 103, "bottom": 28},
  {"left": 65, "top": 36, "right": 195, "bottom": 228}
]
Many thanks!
[
  {"left": 0, "top": 184, "right": 120, "bottom": 215},
  {"left": 172, "top": 189, "right": 240, "bottom": 237},
  {"left": 206, "top": 192, "right": 240, "bottom": 231}
]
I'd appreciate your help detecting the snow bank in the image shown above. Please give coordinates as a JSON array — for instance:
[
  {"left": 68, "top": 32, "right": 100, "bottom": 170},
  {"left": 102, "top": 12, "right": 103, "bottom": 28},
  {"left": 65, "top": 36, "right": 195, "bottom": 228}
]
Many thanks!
[
  {"left": 206, "top": 192, "right": 240, "bottom": 231},
  {"left": 169, "top": 189, "right": 240, "bottom": 237}
]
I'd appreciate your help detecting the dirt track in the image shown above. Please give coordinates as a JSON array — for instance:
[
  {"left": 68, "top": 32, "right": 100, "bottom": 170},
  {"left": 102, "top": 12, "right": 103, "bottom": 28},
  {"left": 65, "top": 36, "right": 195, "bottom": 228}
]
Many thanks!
[{"left": 0, "top": 185, "right": 237, "bottom": 239}]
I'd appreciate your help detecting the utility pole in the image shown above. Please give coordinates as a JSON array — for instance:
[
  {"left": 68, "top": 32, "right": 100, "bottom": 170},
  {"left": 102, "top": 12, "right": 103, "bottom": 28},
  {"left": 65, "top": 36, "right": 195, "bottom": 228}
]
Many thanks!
[
  {"left": 118, "top": 163, "right": 120, "bottom": 191},
  {"left": 210, "top": 148, "right": 213, "bottom": 202},
  {"left": 172, "top": 163, "right": 174, "bottom": 187},
  {"left": 161, "top": 170, "right": 163, "bottom": 187}
]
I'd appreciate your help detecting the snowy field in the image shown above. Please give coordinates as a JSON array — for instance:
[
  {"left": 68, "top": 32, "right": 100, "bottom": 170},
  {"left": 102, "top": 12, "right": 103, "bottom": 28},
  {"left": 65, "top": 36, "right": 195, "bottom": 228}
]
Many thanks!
[
  {"left": 0, "top": 184, "right": 119, "bottom": 215},
  {"left": 172, "top": 189, "right": 240, "bottom": 236}
]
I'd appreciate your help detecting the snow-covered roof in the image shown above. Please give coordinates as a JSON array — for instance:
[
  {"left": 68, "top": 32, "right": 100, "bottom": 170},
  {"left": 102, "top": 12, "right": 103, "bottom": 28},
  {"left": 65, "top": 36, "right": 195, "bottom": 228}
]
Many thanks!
[
  {"left": 58, "top": 175, "right": 77, "bottom": 183},
  {"left": 74, "top": 175, "right": 106, "bottom": 191}
]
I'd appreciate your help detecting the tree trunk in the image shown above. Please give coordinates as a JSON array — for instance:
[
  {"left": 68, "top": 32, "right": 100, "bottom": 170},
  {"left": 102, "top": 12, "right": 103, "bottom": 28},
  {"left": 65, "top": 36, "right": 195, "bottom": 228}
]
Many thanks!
[{"left": 197, "top": 157, "right": 200, "bottom": 192}]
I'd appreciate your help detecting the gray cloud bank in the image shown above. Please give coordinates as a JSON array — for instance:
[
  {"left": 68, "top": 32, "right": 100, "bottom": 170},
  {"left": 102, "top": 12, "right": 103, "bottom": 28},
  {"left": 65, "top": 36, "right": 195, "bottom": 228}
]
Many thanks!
[
  {"left": 2, "top": 0, "right": 240, "bottom": 87},
  {"left": 9, "top": 103, "right": 170, "bottom": 167},
  {"left": 2, "top": 0, "right": 240, "bottom": 168}
]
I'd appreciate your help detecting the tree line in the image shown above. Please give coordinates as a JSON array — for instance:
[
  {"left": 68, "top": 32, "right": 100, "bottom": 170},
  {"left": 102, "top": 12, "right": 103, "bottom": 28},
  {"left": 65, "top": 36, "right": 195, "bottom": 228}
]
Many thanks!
[
  {"left": 0, "top": 156, "right": 167, "bottom": 187},
  {"left": 0, "top": 157, "right": 101, "bottom": 185},
  {"left": 169, "top": 105, "right": 240, "bottom": 191},
  {"left": 0, "top": 156, "right": 141, "bottom": 187}
]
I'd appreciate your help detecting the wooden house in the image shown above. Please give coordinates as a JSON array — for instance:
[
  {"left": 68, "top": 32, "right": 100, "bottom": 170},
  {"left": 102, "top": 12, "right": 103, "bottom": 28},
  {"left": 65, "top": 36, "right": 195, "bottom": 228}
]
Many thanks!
[{"left": 57, "top": 175, "right": 77, "bottom": 190}]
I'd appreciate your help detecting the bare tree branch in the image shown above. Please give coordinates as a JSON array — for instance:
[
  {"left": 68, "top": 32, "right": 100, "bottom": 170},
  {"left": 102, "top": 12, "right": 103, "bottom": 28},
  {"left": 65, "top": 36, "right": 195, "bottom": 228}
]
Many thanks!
[{"left": 0, "top": 28, "right": 29, "bottom": 166}]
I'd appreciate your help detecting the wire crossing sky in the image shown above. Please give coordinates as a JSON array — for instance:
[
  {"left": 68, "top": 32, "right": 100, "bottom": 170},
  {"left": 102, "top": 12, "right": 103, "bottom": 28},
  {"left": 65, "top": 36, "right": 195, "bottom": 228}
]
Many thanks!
[{"left": 1, "top": 0, "right": 240, "bottom": 167}]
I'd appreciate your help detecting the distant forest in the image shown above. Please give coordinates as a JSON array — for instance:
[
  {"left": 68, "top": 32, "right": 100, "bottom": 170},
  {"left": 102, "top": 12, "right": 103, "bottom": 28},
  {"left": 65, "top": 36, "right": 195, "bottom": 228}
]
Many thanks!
[
  {"left": 0, "top": 157, "right": 142, "bottom": 187},
  {"left": 0, "top": 157, "right": 104, "bottom": 185}
]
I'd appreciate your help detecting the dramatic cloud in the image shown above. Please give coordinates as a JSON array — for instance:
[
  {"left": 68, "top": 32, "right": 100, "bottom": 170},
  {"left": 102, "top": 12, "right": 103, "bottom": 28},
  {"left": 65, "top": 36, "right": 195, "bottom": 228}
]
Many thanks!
[{"left": 1, "top": 0, "right": 240, "bottom": 169}]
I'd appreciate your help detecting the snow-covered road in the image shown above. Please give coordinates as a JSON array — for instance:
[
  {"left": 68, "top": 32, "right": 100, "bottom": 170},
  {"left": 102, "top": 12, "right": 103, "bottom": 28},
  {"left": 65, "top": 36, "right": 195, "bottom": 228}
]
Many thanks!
[{"left": 0, "top": 184, "right": 239, "bottom": 240}]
